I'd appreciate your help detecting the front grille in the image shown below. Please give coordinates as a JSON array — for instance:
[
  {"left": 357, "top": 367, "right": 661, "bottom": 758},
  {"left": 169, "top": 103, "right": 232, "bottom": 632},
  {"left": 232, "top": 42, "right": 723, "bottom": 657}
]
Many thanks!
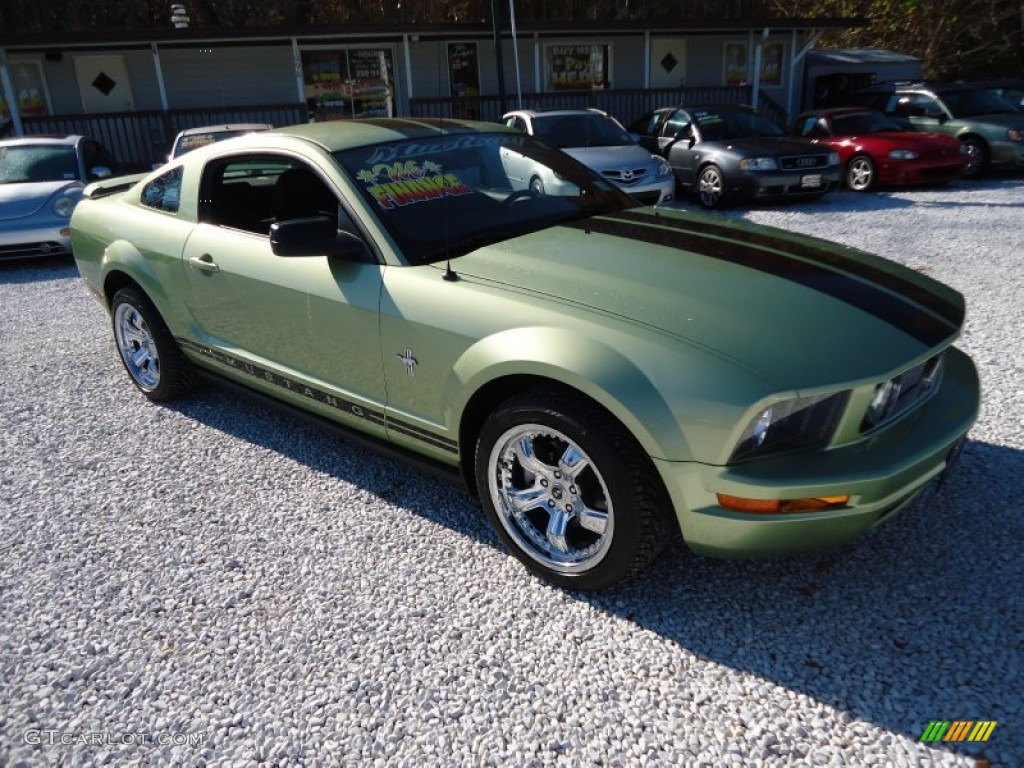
[
  {"left": 779, "top": 154, "right": 830, "bottom": 171},
  {"left": 861, "top": 354, "right": 945, "bottom": 433},
  {"left": 601, "top": 168, "right": 649, "bottom": 187},
  {"left": 630, "top": 190, "right": 663, "bottom": 205},
  {"left": 0, "top": 241, "right": 69, "bottom": 260}
]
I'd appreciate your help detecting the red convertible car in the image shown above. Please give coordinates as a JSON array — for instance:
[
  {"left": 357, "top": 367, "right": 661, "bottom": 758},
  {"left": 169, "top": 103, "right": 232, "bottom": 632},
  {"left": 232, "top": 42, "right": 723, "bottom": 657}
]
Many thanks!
[{"left": 792, "top": 107, "right": 970, "bottom": 191}]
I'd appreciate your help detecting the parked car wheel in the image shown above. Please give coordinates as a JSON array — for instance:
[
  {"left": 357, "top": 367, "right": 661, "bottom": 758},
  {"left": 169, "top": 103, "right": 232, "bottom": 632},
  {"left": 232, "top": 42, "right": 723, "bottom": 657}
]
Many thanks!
[
  {"left": 698, "top": 164, "right": 725, "bottom": 208},
  {"left": 961, "top": 137, "right": 988, "bottom": 178},
  {"left": 111, "top": 287, "right": 197, "bottom": 401},
  {"left": 529, "top": 175, "right": 545, "bottom": 196},
  {"left": 846, "top": 154, "right": 877, "bottom": 192},
  {"left": 475, "top": 389, "right": 668, "bottom": 590}
]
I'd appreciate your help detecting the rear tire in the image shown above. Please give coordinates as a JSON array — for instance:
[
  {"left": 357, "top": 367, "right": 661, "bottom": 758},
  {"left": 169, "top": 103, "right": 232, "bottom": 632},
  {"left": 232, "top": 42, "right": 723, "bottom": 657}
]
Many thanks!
[
  {"left": 111, "top": 287, "right": 197, "bottom": 402},
  {"left": 475, "top": 388, "right": 670, "bottom": 590},
  {"left": 961, "top": 137, "right": 988, "bottom": 178}
]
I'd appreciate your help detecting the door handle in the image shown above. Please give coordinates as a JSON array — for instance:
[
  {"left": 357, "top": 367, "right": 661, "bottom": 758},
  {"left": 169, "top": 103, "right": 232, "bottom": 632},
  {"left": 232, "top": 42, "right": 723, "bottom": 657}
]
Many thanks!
[{"left": 189, "top": 253, "right": 220, "bottom": 273}]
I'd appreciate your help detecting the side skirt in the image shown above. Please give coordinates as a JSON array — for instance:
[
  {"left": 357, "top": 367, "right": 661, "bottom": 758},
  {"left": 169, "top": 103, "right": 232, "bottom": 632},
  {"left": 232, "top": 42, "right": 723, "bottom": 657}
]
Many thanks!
[{"left": 196, "top": 368, "right": 469, "bottom": 491}]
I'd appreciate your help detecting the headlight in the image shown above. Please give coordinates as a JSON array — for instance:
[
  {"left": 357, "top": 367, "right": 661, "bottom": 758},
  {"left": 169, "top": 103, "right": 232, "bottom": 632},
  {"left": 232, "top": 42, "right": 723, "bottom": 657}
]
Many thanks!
[
  {"left": 654, "top": 158, "right": 672, "bottom": 176},
  {"left": 52, "top": 196, "right": 78, "bottom": 218},
  {"left": 739, "top": 157, "right": 778, "bottom": 171},
  {"left": 888, "top": 149, "right": 919, "bottom": 160},
  {"left": 730, "top": 391, "right": 849, "bottom": 463},
  {"left": 828, "top": 152, "right": 840, "bottom": 165},
  {"left": 1007, "top": 128, "right": 1023, "bottom": 142}
]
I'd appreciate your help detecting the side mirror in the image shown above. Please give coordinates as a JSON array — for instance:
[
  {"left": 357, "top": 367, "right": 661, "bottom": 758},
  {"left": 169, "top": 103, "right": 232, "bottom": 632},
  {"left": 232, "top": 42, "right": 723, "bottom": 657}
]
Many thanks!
[{"left": 270, "top": 216, "right": 373, "bottom": 262}]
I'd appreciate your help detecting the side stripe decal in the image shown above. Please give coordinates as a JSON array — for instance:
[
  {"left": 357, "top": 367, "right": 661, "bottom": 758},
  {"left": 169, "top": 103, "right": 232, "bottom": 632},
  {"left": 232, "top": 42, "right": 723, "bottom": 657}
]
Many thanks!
[
  {"left": 176, "top": 338, "right": 458, "bottom": 453},
  {"left": 563, "top": 216, "right": 956, "bottom": 347}
]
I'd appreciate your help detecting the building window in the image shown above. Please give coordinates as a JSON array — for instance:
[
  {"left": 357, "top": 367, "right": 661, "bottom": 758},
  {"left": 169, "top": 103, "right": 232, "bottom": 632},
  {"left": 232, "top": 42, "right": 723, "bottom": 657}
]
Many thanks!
[
  {"left": 544, "top": 44, "right": 610, "bottom": 91},
  {"left": 302, "top": 49, "right": 394, "bottom": 121},
  {"left": 761, "top": 43, "right": 784, "bottom": 87},
  {"left": 2, "top": 59, "right": 50, "bottom": 119},
  {"left": 724, "top": 42, "right": 748, "bottom": 86}
]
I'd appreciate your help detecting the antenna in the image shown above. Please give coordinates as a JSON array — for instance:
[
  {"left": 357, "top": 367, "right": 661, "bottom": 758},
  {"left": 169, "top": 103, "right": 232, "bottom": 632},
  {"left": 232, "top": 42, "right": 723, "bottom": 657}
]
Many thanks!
[{"left": 443, "top": 259, "right": 459, "bottom": 281}]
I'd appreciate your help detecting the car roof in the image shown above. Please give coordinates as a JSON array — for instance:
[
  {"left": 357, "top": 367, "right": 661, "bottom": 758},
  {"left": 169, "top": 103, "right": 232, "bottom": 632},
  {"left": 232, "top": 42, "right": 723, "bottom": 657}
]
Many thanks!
[
  {"left": 175, "top": 123, "right": 273, "bottom": 137},
  {"left": 503, "top": 108, "right": 609, "bottom": 119},
  {"left": 267, "top": 118, "right": 520, "bottom": 153},
  {"left": 0, "top": 134, "right": 83, "bottom": 147}
]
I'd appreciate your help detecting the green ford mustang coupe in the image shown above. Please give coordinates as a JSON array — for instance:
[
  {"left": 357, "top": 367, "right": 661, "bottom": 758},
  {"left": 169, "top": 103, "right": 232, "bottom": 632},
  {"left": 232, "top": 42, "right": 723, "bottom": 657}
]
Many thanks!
[{"left": 71, "top": 119, "right": 979, "bottom": 590}]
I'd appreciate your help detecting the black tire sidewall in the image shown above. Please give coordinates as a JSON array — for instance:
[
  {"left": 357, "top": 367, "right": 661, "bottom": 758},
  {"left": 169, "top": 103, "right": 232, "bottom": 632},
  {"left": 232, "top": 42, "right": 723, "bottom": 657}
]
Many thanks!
[
  {"left": 111, "top": 287, "right": 195, "bottom": 402},
  {"left": 474, "top": 396, "right": 646, "bottom": 591}
]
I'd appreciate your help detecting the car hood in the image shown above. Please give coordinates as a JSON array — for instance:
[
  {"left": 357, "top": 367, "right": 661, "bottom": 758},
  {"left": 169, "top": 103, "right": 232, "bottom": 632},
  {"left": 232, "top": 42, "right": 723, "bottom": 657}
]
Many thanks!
[
  {"left": 0, "top": 180, "right": 82, "bottom": 221},
  {"left": 562, "top": 144, "right": 655, "bottom": 168},
  {"left": 452, "top": 208, "right": 963, "bottom": 390},
  {"left": 702, "top": 136, "right": 831, "bottom": 157}
]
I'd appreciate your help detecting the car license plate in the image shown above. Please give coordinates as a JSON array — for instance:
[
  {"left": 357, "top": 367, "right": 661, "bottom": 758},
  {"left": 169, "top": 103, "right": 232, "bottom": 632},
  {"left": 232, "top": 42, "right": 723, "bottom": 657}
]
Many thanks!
[{"left": 801, "top": 174, "right": 822, "bottom": 188}]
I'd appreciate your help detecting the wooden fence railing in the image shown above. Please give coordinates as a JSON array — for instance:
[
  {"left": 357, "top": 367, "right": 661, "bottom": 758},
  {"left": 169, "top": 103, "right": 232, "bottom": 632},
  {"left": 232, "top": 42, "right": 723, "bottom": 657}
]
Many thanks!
[{"left": 17, "top": 103, "right": 306, "bottom": 169}]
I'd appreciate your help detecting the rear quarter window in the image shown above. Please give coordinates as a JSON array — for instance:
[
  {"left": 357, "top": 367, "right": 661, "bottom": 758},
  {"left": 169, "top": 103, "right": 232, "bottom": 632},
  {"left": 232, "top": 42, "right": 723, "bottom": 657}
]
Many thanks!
[{"left": 140, "top": 167, "right": 183, "bottom": 213}]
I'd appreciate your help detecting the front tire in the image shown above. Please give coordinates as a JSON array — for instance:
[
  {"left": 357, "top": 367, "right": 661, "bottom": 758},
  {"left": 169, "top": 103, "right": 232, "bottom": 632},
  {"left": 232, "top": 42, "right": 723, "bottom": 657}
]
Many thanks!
[
  {"left": 475, "top": 388, "right": 670, "bottom": 590},
  {"left": 961, "top": 137, "right": 988, "bottom": 178},
  {"left": 846, "top": 154, "right": 877, "bottom": 191},
  {"left": 698, "top": 164, "right": 725, "bottom": 208},
  {"left": 111, "top": 287, "right": 197, "bottom": 401}
]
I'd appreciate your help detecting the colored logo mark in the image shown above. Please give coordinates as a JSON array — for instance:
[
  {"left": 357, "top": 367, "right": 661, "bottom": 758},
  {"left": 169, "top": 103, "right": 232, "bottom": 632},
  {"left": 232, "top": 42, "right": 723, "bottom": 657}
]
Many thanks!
[{"left": 920, "top": 721, "right": 997, "bottom": 742}]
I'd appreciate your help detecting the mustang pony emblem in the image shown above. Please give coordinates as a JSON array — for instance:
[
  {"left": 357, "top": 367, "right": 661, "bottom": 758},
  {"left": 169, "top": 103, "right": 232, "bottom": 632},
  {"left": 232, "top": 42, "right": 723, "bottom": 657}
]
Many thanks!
[{"left": 396, "top": 348, "right": 418, "bottom": 377}]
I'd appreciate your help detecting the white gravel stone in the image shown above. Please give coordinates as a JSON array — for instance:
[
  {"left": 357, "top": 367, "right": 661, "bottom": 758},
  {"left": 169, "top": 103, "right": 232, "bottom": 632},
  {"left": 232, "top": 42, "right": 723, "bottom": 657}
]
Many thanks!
[{"left": 1, "top": 181, "right": 1021, "bottom": 766}]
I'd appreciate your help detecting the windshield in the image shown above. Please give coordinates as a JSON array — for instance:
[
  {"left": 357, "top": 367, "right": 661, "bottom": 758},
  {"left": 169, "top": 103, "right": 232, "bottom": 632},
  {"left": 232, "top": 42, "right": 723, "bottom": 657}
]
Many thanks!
[
  {"left": 0, "top": 145, "right": 79, "bottom": 184},
  {"left": 940, "top": 88, "right": 1017, "bottom": 117},
  {"left": 334, "top": 132, "right": 637, "bottom": 265},
  {"left": 831, "top": 111, "right": 905, "bottom": 135},
  {"left": 530, "top": 114, "right": 634, "bottom": 148},
  {"left": 173, "top": 130, "right": 258, "bottom": 158},
  {"left": 694, "top": 110, "right": 784, "bottom": 140}
]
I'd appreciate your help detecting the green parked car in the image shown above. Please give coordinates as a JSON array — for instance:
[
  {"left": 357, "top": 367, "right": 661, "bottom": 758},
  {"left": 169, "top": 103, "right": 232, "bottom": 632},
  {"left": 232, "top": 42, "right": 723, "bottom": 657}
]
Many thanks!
[
  {"left": 70, "top": 120, "right": 979, "bottom": 590},
  {"left": 850, "top": 82, "right": 1024, "bottom": 177}
]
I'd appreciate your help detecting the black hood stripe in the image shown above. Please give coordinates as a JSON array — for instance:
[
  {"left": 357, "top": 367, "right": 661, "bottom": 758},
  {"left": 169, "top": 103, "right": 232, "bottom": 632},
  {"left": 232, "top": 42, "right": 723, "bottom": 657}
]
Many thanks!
[
  {"left": 355, "top": 117, "right": 482, "bottom": 138},
  {"left": 563, "top": 216, "right": 956, "bottom": 348},
  {"left": 610, "top": 209, "right": 964, "bottom": 327}
]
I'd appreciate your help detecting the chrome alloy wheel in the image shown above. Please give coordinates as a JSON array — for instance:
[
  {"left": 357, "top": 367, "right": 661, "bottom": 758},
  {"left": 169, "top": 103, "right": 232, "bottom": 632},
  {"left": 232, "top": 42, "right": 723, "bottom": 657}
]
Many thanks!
[
  {"left": 698, "top": 166, "right": 723, "bottom": 208},
  {"left": 114, "top": 302, "right": 161, "bottom": 391},
  {"left": 846, "top": 156, "right": 875, "bottom": 191},
  {"left": 487, "top": 424, "right": 614, "bottom": 574}
]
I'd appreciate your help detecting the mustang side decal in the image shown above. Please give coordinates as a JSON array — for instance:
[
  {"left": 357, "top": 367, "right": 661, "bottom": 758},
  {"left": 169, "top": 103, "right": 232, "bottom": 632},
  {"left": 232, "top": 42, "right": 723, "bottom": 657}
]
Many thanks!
[{"left": 177, "top": 338, "right": 457, "bottom": 453}]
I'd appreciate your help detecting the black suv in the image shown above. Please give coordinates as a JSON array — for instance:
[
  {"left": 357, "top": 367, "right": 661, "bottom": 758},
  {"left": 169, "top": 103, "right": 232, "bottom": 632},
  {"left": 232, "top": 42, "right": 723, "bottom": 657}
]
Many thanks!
[{"left": 849, "top": 82, "right": 1024, "bottom": 177}]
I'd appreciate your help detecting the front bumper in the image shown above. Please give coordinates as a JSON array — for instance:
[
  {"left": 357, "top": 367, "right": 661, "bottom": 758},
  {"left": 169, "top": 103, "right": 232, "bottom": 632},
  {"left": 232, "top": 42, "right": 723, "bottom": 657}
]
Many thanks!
[
  {"left": 0, "top": 219, "right": 73, "bottom": 261},
  {"left": 655, "top": 347, "right": 980, "bottom": 558},
  {"left": 735, "top": 168, "right": 842, "bottom": 201},
  {"left": 618, "top": 177, "right": 676, "bottom": 207}
]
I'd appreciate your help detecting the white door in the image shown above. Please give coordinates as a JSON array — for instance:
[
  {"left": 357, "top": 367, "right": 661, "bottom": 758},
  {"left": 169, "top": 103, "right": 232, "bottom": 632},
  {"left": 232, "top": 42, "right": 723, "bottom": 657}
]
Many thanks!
[
  {"left": 74, "top": 55, "right": 135, "bottom": 113},
  {"left": 650, "top": 39, "right": 687, "bottom": 88}
]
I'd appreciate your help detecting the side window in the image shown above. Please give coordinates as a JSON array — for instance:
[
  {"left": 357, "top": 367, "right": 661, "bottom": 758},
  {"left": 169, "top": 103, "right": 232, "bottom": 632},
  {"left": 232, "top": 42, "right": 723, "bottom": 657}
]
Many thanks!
[
  {"left": 202, "top": 156, "right": 339, "bottom": 235},
  {"left": 140, "top": 167, "right": 183, "bottom": 213},
  {"left": 662, "top": 110, "right": 691, "bottom": 138},
  {"left": 796, "top": 116, "right": 818, "bottom": 137},
  {"left": 896, "top": 93, "right": 941, "bottom": 118}
]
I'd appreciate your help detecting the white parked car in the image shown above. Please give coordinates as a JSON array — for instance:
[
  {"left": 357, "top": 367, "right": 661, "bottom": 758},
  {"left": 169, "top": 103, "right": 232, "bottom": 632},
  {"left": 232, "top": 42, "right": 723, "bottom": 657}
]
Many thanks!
[{"left": 503, "top": 108, "right": 675, "bottom": 206}]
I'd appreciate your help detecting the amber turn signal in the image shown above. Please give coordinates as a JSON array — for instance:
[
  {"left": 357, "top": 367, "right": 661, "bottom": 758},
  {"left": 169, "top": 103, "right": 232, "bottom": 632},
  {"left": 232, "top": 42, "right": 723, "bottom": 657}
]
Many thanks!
[{"left": 716, "top": 494, "right": 851, "bottom": 514}]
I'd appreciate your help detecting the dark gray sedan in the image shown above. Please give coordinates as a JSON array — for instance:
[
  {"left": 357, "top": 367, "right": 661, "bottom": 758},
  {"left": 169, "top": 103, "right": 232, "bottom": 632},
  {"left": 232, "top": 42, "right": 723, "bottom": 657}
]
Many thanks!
[{"left": 628, "top": 105, "right": 841, "bottom": 208}]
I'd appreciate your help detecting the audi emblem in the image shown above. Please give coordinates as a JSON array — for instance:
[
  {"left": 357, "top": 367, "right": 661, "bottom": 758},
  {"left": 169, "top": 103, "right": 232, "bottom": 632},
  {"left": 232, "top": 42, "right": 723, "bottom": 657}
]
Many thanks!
[{"left": 796, "top": 157, "right": 818, "bottom": 167}]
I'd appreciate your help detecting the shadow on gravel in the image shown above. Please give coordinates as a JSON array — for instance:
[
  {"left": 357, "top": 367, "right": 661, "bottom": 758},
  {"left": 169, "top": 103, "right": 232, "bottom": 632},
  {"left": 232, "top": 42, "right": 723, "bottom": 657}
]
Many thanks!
[
  {"left": 0, "top": 256, "right": 79, "bottom": 283},
  {"left": 170, "top": 384, "right": 1020, "bottom": 763},
  {"left": 588, "top": 437, "right": 1023, "bottom": 764}
]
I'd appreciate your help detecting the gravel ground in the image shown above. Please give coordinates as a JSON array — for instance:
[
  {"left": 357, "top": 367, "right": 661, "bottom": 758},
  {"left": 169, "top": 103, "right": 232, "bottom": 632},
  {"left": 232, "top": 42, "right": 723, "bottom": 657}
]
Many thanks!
[{"left": 1, "top": 178, "right": 1021, "bottom": 767}]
